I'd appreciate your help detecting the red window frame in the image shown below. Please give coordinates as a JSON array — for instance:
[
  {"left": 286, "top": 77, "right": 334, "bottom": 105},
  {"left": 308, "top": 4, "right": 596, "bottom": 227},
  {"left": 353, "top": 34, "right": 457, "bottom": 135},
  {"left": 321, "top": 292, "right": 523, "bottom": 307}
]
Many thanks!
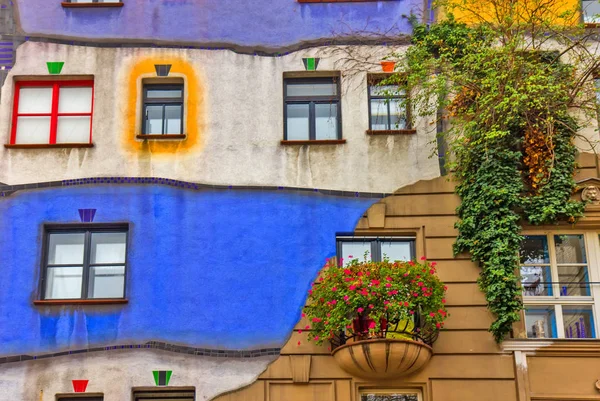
[{"left": 10, "top": 80, "right": 95, "bottom": 145}]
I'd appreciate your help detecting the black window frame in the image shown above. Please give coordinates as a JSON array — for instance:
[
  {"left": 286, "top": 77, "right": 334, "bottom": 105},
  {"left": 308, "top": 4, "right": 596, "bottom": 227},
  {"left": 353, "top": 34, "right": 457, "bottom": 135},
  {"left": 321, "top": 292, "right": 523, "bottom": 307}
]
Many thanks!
[
  {"left": 336, "top": 235, "right": 416, "bottom": 262},
  {"left": 133, "top": 387, "right": 196, "bottom": 401},
  {"left": 367, "top": 74, "right": 411, "bottom": 131},
  {"left": 56, "top": 396, "right": 103, "bottom": 401},
  {"left": 40, "top": 223, "right": 129, "bottom": 301},
  {"left": 141, "top": 83, "right": 184, "bottom": 136},
  {"left": 283, "top": 76, "right": 342, "bottom": 141},
  {"left": 64, "top": 0, "right": 122, "bottom": 3}
]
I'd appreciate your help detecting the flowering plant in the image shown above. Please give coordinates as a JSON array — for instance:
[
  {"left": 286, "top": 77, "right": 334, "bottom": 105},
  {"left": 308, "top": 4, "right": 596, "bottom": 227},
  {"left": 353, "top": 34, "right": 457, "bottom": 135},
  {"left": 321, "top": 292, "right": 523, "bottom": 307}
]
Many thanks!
[{"left": 302, "top": 257, "right": 448, "bottom": 346}]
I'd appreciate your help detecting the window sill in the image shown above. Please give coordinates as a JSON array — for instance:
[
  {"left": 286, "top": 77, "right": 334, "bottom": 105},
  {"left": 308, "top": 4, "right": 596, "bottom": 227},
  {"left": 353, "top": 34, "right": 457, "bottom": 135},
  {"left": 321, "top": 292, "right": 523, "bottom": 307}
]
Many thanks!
[
  {"left": 297, "top": 0, "right": 389, "bottom": 2},
  {"left": 61, "top": 2, "right": 124, "bottom": 8},
  {"left": 585, "top": 23, "right": 600, "bottom": 28},
  {"left": 136, "top": 134, "right": 186, "bottom": 140},
  {"left": 34, "top": 299, "right": 128, "bottom": 306},
  {"left": 281, "top": 139, "right": 346, "bottom": 145},
  {"left": 366, "top": 129, "right": 416, "bottom": 135},
  {"left": 502, "top": 338, "right": 600, "bottom": 352},
  {"left": 4, "top": 143, "right": 94, "bottom": 149}
]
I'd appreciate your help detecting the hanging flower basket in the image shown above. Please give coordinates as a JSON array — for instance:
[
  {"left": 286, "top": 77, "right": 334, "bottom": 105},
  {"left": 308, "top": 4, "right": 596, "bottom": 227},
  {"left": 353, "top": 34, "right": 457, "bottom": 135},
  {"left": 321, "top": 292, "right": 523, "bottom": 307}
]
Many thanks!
[{"left": 301, "top": 257, "right": 447, "bottom": 379}]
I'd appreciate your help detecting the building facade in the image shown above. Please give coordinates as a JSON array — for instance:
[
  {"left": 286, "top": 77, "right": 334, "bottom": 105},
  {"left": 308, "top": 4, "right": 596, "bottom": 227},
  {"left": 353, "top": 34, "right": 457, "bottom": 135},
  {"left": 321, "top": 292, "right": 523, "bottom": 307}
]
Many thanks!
[{"left": 1, "top": 1, "right": 600, "bottom": 401}]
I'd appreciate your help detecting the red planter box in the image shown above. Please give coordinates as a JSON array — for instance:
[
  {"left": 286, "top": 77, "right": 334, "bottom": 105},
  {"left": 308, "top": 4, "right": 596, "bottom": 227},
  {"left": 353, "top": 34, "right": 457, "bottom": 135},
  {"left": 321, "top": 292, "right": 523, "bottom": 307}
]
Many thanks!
[{"left": 72, "top": 380, "right": 89, "bottom": 393}]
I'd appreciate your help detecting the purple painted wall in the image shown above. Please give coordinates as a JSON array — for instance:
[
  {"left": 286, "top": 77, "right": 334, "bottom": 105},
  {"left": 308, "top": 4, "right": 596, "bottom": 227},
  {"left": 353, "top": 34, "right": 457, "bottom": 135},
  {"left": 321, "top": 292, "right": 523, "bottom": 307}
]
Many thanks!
[{"left": 15, "top": 0, "right": 420, "bottom": 49}]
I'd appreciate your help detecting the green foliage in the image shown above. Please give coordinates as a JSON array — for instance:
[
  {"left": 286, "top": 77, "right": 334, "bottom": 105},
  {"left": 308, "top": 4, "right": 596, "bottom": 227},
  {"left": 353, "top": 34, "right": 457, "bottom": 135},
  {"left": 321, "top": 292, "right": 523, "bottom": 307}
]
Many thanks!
[
  {"left": 391, "top": 11, "right": 587, "bottom": 341},
  {"left": 302, "top": 258, "right": 448, "bottom": 346}
]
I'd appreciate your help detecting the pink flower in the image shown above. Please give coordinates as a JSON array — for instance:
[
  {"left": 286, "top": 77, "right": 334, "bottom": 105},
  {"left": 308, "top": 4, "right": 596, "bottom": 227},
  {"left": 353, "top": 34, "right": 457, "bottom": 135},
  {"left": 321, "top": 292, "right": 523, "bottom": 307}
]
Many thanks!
[
  {"left": 314, "top": 336, "right": 320, "bottom": 341},
  {"left": 384, "top": 300, "right": 390, "bottom": 305},
  {"left": 442, "top": 299, "right": 446, "bottom": 304},
  {"left": 344, "top": 269, "right": 352, "bottom": 275},
  {"left": 366, "top": 271, "right": 371, "bottom": 276},
  {"left": 404, "top": 301, "right": 409, "bottom": 307},
  {"left": 308, "top": 290, "right": 313, "bottom": 295},
  {"left": 435, "top": 323, "right": 441, "bottom": 329},
  {"left": 332, "top": 287, "right": 337, "bottom": 292},
  {"left": 312, "top": 317, "right": 322, "bottom": 323},
  {"left": 301, "top": 313, "right": 306, "bottom": 318},
  {"left": 370, "top": 279, "right": 380, "bottom": 286},
  {"left": 327, "top": 313, "right": 331, "bottom": 317},
  {"left": 348, "top": 255, "right": 353, "bottom": 258},
  {"left": 385, "top": 283, "right": 392, "bottom": 288},
  {"left": 357, "top": 307, "right": 364, "bottom": 313},
  {"left": 305, "top": 325, "right": 310, "bottom": 330},
  {"left": 361, "top": 288, "right": 369, "bottom": 296},
  {"left": 357, "top": 271, "right": 363, "bottom": 276},
  {"left": 298, "top": 329, "right": 303, "bottom": 334},
  {"left": 431, "top": 262, "right": 437, "bottom": 267},
  {"left": 343, "top": 295, "right": 349, "bottom": 301},
  {"left": 430, "top": 269, "right": 436, "bottom": 274},
  {"left": 403, "top": 273, "right": 409, "bottom": 277},
  {"left": 368, "top": 321, "right": 376, "bottom": 329},
  {"left": 368, "top": 304, "right": 374, "bottom": 309},
  {"left": 349, "top": 285, "right": 356, "bottom": 291},
  {"left": 429, "top": 312, "right": 436, "bottom": 317},
  {"left": 386, "top": 276, "right": 393, "bottom": 281},
  {"left": 297, "top": 341, "right": 301, "bottom": 346},
  {"left": 409, "top": 310, "right": 415, "bottom": 315},
  {"left": 420, "top": 256, "right": 427, "bottom": 260},
  {"left": 331, "top": 300, "right": 337, "bottom": 305}
]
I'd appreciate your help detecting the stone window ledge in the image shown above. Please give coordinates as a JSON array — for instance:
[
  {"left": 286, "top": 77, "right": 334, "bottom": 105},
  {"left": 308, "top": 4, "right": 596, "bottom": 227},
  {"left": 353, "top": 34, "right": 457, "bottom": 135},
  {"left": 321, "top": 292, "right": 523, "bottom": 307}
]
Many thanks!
[
  {"left": 4, "top": 143, "right": 94, "bottom": 149},
  {"left": 281, "top": 139, "right": 346, "bottom": 145},
  {"left": 62, "top": 2, "right": 124, "bottom": 8}
]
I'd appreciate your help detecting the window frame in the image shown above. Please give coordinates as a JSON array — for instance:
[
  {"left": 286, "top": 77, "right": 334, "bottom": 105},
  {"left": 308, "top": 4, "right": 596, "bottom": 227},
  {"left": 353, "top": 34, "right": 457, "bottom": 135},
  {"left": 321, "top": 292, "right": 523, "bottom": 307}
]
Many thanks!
[
  {"left": 39, "top": 223, "right": 129, "bottom": 302},
  {"left": 367, "top": 74, "right": 411, "bottom": 132},
  {"left": 62, "top": 0, "right": 123, "bottom": 7},
  {"left": 141, "top": 83, "right": 185, "bottom": 136},
  {"left": 283, "top": 76, "right": 342, "bottom": 141},
  {"left": 55, "top": 395, "right": 103, "bottom": 401},
  {"left": 10, "top": 80, "right": 94, "bottom": 145},
  {"left": 359, "top": 389, "right": 423, "bottom": 401},
  {"left": 132, "top": 387, "right": 196, "bottom": 401},
  {"left": 521, "top": 230, "right": 600, "bottom": 339},
  {"left": 336, "top": 235, "right": 416, "bottom": 263}
]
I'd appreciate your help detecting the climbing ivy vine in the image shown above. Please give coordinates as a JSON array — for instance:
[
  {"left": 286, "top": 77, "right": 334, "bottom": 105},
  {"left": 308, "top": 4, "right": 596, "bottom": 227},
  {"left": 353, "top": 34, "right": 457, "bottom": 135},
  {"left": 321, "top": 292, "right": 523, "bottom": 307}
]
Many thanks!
[{"left": 388, "top": 0, "right": 600, "bottom": 342}]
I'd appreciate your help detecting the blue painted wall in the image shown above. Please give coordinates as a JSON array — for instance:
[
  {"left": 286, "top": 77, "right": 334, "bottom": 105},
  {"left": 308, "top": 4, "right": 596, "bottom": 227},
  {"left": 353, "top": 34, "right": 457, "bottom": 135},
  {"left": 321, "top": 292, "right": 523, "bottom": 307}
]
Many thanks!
[
  {"left": 0, "top": 185, "right": 374, "bottom": 355},
  {"left": 15, "top": 0, "right": 418, "bottom": 48}
]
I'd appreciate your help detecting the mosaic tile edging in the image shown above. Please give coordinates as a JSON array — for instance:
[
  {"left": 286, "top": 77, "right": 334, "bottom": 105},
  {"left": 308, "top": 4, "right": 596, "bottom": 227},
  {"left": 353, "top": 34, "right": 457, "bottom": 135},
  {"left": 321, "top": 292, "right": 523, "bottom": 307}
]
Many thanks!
[
  {"left": 0, "top": 177, "right": 391, "bottom": 199},
  {"left": 0, "top": 342, "right": 281, "bottom": 364}
]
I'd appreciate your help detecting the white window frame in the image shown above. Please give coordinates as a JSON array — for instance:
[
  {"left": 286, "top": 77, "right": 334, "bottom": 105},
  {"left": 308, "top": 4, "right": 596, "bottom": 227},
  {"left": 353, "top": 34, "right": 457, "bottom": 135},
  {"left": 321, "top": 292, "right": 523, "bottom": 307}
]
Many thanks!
[{"left": 522, "top": 230, "right": 600, "bottom": 339}]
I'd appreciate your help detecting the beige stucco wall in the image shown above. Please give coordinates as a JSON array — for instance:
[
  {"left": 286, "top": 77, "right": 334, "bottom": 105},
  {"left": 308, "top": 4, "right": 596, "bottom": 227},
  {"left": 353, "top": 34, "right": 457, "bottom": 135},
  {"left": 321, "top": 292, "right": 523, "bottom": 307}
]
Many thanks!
[
  {"left": 0, "top": 349, "right": 273, "bottom": 401},
  {"left": 0, "top": 42, "right": 441, "bottom": 192}
]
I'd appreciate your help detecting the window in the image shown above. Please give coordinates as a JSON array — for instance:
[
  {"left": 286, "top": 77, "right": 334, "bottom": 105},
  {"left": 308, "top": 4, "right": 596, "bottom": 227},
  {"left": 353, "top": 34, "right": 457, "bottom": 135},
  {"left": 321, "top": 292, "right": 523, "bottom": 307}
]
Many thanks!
[
  {"left": 583, "top": 0, "right": 600, "bottom": 24},
  {"left": 10, "top": 80, "right": 94, "bottom": 145},
  {"left": 361, "top": 390, "right": 421, "bottom": 401},
  {"left": 337, "top": 236, "right": 415, "bottom": 265},
  {"left": 521, "top": 233, "right": 600, "bottom": 339},
  {"left": 41, "top": 225, "right": 128, "bottom": 300},
  {"left": 283, "top": 77, "right": 341, "bottom": 141},
  {"left": 56, "top": 396, "right": 103, "bottom": 401},
  {"left": 142, "top": 83, "right": 184, "bottom": 136},
  {"left": 64, "top": 0, "right": 121, "bottom": 3},
  {"left": 133, "top": 388, "right": 195, "bottom": 401},
  {"left": 368, "top": 75, "right": 409, "bottom": 132}
]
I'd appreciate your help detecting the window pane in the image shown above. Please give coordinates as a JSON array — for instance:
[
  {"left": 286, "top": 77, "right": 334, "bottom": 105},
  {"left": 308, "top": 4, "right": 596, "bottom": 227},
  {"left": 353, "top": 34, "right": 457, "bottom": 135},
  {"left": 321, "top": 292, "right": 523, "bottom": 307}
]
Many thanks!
[
  {"left": 558, "top": 265, "right": 591, "bottom": 296},
  {"left": 521, "top": 265, "right": 553, "bottom": 296},
  {"left": 286, "top": 103, "right": 309, "bottom": 140},
  {"left": 525, "top": 306, "right": 557, "bottom": 338},
  {"left": 88, "top": 265, "right": 125, "bottom": 299},
  {"left": 389, "top": 99, "right": 408, "bottom": 129},
  {"left": 369, "top": 84, "right": 404, "bottom": 97},
  {"left": 340, "top": 242, "right": 371, "bottom": 265},
  {"left": 45, "top": 266, "right": 83, "bottom": 299},
  {"left": 370, "top": 99, "right": 389, "bottom": 130},
  {"left": 315, "top": 103, "right": 338, "bottom": 140},
  {"left": 18, "top": 87, "right": 52, "bottom": 113},
  {"left": 583, "top": 0, "right": 600, "bottom": 23},
  {"left": 48, "top": 233, "right": 85, "bottom": 264},
  {"left": 15, "top": 116, "right": 51, "bottom": 144},
  {"left": 145, "top": 105, "right": 163, "bottom": 134},
  {"left": 554, "top": 235, "right": 587, "bottom": 264},
  {"left": 286, "top": 81, "right": 337, "bottom": 97},
  {"left": 91, "top": 232, "right": 126, "bottom": 264},
  {"left": 164, "top": 105, "right": 182, "bottom": 134},
  {"left": 563, "top": 306, "right": 596, "bottom": 339},
  {"left": 56, "top": 116, "right": 91, "bottom": 143},
  {"left": 58, "top": 87, "right": 93, "bottom": 113},
  {"left": 146, "top": 88, "right": 182, "bottom": 99},
  {"left": 380, "top": 241, "right": 412, "bottom": 262},
  {"left": 361, "top": 393, "right": 419, "bottom": 401},
  {"left": 520, "top": 235, "right": 550, "bottom": 264}
]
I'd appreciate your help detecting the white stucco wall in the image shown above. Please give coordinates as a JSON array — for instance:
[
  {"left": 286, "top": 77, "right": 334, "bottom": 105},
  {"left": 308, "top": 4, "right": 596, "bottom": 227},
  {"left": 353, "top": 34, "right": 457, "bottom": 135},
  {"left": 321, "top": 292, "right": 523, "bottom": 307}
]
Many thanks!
[
  {"left": 0, "top": 349, "right": 273, "bottom": 401},
  {"left": 0, "top": 42, "right": 441, "bottom": 192}
]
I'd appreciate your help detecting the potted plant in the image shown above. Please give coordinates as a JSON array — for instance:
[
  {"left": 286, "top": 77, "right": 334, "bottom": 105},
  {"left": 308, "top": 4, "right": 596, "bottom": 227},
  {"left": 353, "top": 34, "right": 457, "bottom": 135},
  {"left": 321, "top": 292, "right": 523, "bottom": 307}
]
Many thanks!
[
  {"left": 380, "top": 60, "right": 397, "bottom": 72},
  {"left": 302, "top": 256, "right": 447, "bottom": 379}
]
